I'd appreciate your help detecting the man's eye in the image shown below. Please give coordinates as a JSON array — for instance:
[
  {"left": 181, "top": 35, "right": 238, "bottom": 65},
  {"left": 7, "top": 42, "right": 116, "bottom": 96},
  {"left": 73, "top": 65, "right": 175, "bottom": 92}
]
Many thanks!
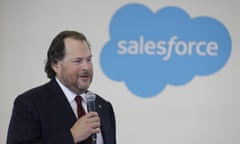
[
  {"left": 87, "top": 58, "right": 92, "bottom": 62},
  {"left": 72, "top": 60, "right": 81, "bottom": 63}
]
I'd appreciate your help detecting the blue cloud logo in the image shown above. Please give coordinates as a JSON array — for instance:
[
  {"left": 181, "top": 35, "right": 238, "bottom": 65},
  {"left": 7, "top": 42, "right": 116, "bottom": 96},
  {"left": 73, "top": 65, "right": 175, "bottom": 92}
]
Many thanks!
[{"left": 100, "top": 4, "right": 232, "bottom": 98}]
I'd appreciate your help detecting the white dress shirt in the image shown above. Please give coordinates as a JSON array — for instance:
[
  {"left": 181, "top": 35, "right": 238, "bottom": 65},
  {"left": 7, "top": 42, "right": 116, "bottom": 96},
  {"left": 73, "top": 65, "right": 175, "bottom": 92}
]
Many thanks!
[{"left": 55, "top": 78, "right": 103, "bottom": 144}]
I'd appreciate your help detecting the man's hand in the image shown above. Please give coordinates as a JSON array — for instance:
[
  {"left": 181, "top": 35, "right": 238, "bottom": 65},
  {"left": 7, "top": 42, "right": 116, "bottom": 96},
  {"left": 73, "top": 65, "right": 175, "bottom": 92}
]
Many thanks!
[{"left": 70, "top": 112, "right": 100, "bottom": 143}]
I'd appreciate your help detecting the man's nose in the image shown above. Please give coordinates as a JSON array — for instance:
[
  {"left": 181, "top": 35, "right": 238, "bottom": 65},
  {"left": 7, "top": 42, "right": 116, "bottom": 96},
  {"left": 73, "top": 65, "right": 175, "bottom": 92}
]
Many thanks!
[{"left": 81, "top": 60, "right": 90, "bottom": 70}]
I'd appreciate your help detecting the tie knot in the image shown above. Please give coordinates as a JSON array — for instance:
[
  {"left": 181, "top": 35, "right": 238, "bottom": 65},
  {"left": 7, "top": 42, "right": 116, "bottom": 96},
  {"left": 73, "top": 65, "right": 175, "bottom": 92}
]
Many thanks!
[{"left": 75, "top": 95, "right": 82, "bottom": 104}]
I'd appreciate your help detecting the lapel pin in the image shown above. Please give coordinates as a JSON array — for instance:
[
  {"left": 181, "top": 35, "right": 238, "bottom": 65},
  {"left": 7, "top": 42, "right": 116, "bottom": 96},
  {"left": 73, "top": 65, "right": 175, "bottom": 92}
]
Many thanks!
[{"left": 98, "top": 104, "right": 102, "bottom": 109}]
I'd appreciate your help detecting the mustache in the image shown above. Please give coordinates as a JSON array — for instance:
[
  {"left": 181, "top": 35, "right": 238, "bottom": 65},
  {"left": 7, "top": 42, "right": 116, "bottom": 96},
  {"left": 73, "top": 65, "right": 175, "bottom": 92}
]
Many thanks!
[{"left": 78, "top": 71, "right": 92, "bottom": 76}]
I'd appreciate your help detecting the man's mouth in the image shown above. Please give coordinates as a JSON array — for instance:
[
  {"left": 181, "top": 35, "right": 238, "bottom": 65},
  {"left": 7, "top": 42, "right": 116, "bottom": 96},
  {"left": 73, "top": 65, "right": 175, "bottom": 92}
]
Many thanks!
[{"left": 79, "top": 74, "right": 90, "bottom": 80}]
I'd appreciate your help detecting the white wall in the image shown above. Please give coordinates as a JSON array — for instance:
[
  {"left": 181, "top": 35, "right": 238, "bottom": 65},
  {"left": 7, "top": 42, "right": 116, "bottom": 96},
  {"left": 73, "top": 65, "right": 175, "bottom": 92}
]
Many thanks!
[{"left": 1, "top": 0, "right": 239, "bottom": 143}]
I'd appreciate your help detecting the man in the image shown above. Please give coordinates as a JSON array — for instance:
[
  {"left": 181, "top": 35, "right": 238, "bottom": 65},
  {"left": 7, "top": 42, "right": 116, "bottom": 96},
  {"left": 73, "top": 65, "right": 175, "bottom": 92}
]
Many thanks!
[{"left": 7, "top": 30, "right": 116, "bottom": 144}]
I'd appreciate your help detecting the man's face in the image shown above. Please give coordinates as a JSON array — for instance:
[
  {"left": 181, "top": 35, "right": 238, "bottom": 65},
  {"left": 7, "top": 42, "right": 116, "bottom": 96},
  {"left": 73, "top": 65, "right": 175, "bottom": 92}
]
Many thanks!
[{"left": 52, "top": 37, "right": 93, "bottom": 94}]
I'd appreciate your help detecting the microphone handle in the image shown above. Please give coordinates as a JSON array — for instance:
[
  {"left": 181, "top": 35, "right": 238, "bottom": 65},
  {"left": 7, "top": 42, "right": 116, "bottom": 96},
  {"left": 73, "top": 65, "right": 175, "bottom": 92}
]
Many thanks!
[
  {"left": 92, "top": 134, "right": 96, "bottom": 144},
  {"left": 87, "top": 97, "right": 97, "bottom": 144}
]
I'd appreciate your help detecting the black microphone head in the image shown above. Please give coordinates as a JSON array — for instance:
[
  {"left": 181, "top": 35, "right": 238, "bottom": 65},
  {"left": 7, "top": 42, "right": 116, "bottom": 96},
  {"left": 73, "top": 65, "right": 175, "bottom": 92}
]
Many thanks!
[
  {"left": 86, "top": 91, "right": 96, "bottom": 101},
  {"left": 86, "top": 91, "right": 96, "bottom": 112}
]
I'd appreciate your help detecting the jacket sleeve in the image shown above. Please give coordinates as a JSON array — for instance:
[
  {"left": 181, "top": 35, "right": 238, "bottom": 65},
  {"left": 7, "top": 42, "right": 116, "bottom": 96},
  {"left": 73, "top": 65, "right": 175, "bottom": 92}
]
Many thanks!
[
  {"left": 109, "top": 102, "right": 117, "bottom": 144},
  {"left": 7, "top": 95, "right": 74, "bottom": 144}
]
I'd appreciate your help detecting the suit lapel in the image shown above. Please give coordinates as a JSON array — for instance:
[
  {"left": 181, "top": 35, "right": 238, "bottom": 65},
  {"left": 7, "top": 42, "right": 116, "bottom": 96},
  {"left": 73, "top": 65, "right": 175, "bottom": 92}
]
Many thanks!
[
  {"left": 48, "top": 79, "right": 77, "bottom": 127},
  {"left": 95, "top": 97, "right": 110, "bottom": 144}
]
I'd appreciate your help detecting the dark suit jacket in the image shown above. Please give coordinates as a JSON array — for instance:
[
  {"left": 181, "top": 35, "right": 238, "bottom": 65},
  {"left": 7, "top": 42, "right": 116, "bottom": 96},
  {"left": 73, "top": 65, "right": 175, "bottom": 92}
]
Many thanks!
[{"left": 7, "top": 79, "right": 116, "bottom": 144}]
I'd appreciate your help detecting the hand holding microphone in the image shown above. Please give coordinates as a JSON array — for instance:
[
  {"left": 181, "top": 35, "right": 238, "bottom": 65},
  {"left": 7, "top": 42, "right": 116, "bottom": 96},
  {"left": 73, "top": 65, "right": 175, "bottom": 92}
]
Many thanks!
[{"left": 70, "top": 91, "right": 100, "bottom": 144}]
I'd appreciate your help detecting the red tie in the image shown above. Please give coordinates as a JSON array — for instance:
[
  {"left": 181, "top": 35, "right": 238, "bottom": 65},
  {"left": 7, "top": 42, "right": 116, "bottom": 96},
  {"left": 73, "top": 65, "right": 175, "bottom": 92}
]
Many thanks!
[
  {"left": 75, "top": 96, "right": 85, "bottom": 118},
  {"left": 75, "top": 96, "right": 92, "bottom": 144}
]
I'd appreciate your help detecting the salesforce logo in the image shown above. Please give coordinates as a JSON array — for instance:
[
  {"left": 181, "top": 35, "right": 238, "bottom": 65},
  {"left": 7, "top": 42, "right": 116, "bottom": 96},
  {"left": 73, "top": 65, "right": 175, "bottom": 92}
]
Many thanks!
[{"left": 100, "top": 3, "right": 232, "bottom": 98}]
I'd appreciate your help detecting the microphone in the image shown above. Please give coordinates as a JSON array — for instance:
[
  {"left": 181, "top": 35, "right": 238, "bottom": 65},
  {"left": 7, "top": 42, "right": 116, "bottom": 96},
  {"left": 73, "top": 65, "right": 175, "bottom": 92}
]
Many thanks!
[{"left": 86, "top": 91, "right": 97, "bottom": 144}]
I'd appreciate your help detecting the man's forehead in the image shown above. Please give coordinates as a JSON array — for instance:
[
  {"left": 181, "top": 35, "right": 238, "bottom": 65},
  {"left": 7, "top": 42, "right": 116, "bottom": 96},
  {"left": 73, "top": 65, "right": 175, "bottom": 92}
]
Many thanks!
[{"left": 64, "top": 37, "right": 87, "bottom": 45}]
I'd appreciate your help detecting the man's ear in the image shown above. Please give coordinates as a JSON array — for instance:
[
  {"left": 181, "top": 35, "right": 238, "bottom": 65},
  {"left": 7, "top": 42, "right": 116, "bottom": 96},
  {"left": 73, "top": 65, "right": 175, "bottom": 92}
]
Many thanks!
[{"left": 51, "top": 62, "right": 59, "bottom": 73}]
